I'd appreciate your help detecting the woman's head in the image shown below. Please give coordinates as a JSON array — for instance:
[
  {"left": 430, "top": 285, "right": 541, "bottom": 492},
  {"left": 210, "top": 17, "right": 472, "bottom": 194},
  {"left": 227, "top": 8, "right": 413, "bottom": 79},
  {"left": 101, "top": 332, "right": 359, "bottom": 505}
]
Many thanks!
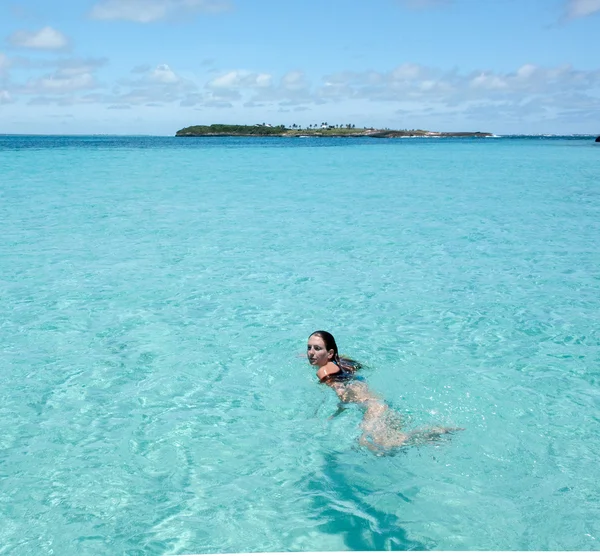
[{"left": 307, "top": 330, "right": 339, "bottom": 367}]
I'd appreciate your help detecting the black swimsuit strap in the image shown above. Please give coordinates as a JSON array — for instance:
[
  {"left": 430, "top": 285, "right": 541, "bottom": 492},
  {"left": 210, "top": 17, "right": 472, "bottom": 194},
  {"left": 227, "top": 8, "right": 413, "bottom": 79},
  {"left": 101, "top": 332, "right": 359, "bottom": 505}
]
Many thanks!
[{"left": 328, "top": 362, "right": 356, "bottom": 383}]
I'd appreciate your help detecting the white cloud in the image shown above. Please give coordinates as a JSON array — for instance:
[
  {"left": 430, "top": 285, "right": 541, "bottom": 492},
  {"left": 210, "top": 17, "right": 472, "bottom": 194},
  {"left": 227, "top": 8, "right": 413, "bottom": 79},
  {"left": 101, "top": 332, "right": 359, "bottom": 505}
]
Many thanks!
[
  {"left": 14, "top": 62, "right": 101, "bottom": 96},
  {"left": 121, "top": 63, "right": 196, "bottom": 90},
  {"left": 27, "top": 72, "right": 97, "bottom": 93},
  {"left": 89, "top": 0, "right": 231, "bottom": 23},
  {"left": 315, "top": 62, "right": 600, "bottom": 132},
  {"left": 80, "top": 64, "right": 199, "bottom": 106},
  {"left": 516, "top": 64, "right": 537, "bottom": 79},
  {"left": 320, "top": 63, "right": 600, "bottom": 103},
  {"left": 11, "top": 61, "right": 198, "bottom": 108},
  {"left": 59, "top": 64, "right": 99, "bottom": 79},
  {"left": 204, "top": 70, "right": 315, "bottom": 107},
  {"left": 565, "top": 0, "right": 600, "bottom": 17},
  {"left": 0, "top": 90, "right": 12, "bottom": 104},
  {"left": 8, "top": 27, "right": 69, "bottom": 50},
  {"left": 281, "top": 71, "right": 309, "bottom": 91},
  {"left": 179, "top": 89, "right": 239, "bottom": 106},
  {"left": 26, "top": 96, "right": 65, "bottom": 106},
  {"left": 7, "top": 59, "right": 599, "bottom": 135},
  {"left": 207, "top": 71, "right": 238, "bottom": 88},
  {"left": 2, "top": 56, "right": 106, "bottom": 73},
  {"left": 244, "top": 71, "right": 316, "bottom": 106},
  {"left": 255, "top": 73, "right": 272, "bottom": 87},
  {"left": 470, "top": 73, "right": 508, "bottom": 90},
  {"left": 1, "top": 57, "right": 107, "bottom": 103},
  {"left": 149, "top": 64, "right": 179, "bottom": 84},
  {"left": 0, "top": 53, "right": 10, "bottom": 78},
  {"left": 391, "top": 63, "right": 428, "bottom": 81},
  {"left": 202, "top": 100, "right": 233, "bottom": 108},
  {"left": 207, "top": 70, "right": 272, "bottom": 89}
]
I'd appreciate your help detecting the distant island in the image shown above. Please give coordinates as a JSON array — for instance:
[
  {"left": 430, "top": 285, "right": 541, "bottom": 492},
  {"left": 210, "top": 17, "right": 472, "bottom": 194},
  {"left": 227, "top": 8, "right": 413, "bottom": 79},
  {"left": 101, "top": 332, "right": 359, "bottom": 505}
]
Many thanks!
[{"left": 175, "top": 124, "right": 493, "bottom": 138}]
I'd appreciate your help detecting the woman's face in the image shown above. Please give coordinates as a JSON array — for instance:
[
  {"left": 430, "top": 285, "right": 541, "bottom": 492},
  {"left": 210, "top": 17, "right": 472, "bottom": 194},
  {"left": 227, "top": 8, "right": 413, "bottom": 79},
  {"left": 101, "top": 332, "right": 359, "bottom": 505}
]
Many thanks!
[{"left": 307, "top": 334, "right": 334, "bottom": 368}]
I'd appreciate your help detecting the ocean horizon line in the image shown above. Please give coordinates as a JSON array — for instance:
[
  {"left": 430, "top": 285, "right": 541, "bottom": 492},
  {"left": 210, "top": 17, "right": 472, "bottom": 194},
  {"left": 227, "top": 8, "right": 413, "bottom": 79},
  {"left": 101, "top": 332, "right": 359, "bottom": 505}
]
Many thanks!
[{"left": 0, "top": 132, "right": 598, "bottom": 138}]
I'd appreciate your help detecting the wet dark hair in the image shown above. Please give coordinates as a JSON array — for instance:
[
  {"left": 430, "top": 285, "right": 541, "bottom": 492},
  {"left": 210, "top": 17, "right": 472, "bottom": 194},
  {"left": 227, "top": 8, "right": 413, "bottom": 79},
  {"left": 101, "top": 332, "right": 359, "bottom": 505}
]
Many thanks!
[{"left": 308, "top": 330, "right": 362, "bottom": 373}]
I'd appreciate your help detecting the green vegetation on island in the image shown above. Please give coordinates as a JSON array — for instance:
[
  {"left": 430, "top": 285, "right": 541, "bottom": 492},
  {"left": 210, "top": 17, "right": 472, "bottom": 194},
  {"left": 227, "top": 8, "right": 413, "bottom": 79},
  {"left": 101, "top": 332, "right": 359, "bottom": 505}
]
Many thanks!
[
  {"left": 176, "top": 124, "right": 287, "bottom": 136},
  {"left": 175, "top": 123, "right": 493, "bottom": 138}
]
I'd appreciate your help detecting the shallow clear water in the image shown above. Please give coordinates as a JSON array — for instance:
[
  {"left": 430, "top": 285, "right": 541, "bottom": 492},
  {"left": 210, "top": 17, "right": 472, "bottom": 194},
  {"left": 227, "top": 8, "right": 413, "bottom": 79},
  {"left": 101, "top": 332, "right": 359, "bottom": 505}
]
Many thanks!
[{"left": 1, "top": 135, "right": 599, "bottom": 553}]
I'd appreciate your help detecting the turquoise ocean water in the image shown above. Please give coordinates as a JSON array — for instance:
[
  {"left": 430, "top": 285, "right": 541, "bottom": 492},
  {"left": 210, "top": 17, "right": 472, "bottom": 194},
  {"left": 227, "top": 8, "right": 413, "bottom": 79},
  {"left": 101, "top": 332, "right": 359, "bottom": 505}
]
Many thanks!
[{"left": 1, "top": 134, "right": 599, "bottom": 553}]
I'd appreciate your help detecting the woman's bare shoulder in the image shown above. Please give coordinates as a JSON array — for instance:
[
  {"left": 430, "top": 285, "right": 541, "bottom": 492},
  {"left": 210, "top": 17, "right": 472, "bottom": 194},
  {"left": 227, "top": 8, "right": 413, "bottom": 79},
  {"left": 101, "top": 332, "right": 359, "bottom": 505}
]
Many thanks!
[{"left": 317, "top": 361, "right": 341, "bottom": 381}]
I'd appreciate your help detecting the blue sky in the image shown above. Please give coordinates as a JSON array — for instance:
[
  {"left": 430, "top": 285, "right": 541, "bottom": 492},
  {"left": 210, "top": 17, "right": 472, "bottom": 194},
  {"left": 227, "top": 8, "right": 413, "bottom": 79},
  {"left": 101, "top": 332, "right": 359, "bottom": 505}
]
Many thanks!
[{"left": 0, "top": 0, "right": 598, "bottom": 135}]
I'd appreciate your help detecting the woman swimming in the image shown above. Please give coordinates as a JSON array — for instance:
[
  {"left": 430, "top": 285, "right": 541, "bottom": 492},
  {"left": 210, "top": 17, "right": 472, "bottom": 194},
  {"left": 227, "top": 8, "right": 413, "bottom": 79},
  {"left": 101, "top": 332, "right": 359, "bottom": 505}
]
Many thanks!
[{"left": 307, "top": 330, "right": 461, "bottom": 454}]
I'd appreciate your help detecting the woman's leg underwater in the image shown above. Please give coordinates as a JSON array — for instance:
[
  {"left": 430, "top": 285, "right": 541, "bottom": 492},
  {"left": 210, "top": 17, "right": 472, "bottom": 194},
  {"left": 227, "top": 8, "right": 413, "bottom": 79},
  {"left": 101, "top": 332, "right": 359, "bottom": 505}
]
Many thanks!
[{"left": 359, "top": 403, "right": 462, "bottom": 452}]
